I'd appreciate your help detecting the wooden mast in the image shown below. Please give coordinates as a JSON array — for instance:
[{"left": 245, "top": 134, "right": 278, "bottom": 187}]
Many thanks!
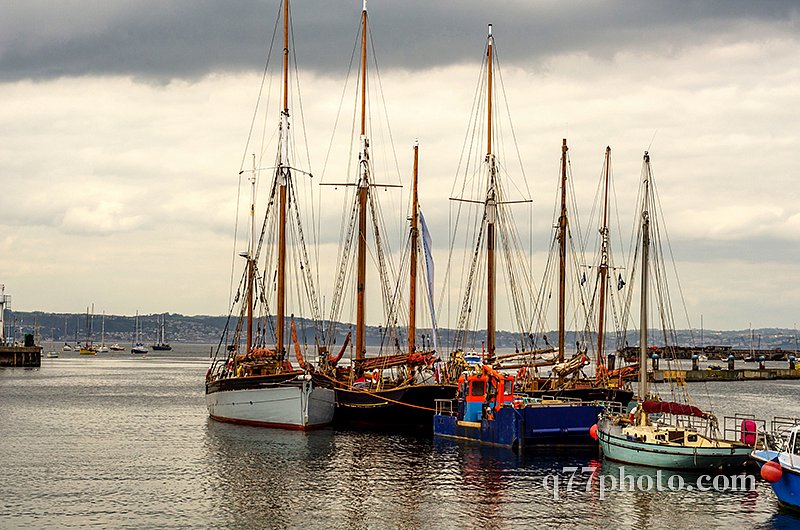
[
  {"left": 408, "top": 140, "right": 419, "bottom": 355},
  {"left": 557, "top": 139, "right": 568, "bottom": 363},
  {"left": 246, "top": 154, "right": 256, "bottom": 357},
  {"left": 596, "top": 146, "right": 611, "bottom": 370},
  {"left": 355, "top": 0, "right": 369, "bottom": 362},
  {"left": 486, "top": 24, "right": 497, "bottom": 363},
  {"left": 276, "top": 0, "right": 290, "bottom": 357},
  {"left": 638, "top": 151, "right": 651, "bottom": 401}
]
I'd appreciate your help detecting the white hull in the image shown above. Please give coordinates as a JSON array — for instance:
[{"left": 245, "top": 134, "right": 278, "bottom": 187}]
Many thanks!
[{"left": 206, "top": 377, "right": 335, "bottom": 430}]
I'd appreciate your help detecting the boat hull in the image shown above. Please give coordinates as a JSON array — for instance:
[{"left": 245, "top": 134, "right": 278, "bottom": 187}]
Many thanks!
[
  {"left": 330, "top": 382, "right": 456, "bottom": 431},
  {"left": 206, "top": 375, "right": 335, "bottom": 430},
  {"left": 528, "top": 387, "right": 634, "bottom": 405},
  {"left": 434, "top": 403, "right": 604, "bottom": 450},
  {"left": 598, "top": 417, "right": 752, "bottom": 470},
  {"left": 752, "top": 450, "right": 800, "bottom": 511}
]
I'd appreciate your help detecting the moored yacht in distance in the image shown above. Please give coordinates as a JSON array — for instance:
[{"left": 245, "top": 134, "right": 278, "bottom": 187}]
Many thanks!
[
  {"left": 131, "top": 311, "right": 148, "bottom": 354},
  {"left": 152, "top": 314, "right": 172, "bottom": 350}
]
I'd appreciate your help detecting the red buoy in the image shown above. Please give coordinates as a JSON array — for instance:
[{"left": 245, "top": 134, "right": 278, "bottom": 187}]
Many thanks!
[
  {"left": 761, "top": 461, "right": 783, "bottom": 483},
  {"left": 590, "top": 424, "right": 599, "bottom": 440}
]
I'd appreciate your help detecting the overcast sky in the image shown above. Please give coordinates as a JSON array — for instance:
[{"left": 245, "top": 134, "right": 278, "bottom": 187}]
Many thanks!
[{"left": 2, "top": 0, "right": 799, "bottom": 333}]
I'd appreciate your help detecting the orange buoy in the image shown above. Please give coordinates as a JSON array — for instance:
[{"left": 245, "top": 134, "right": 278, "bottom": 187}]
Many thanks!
[
  {"left": 761, "top": 461, "right": 783, "bottom": 483},
  {"left": 590, "top": 424, "right": 599, "bottom": 440}
]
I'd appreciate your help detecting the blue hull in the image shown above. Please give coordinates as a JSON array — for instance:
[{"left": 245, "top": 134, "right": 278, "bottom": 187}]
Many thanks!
[
  {"left": 753, "top": 450, "right": 800, "bottom": 511},
  {"left": 434, "top": 403, "right": 603, "bottom": 450}
]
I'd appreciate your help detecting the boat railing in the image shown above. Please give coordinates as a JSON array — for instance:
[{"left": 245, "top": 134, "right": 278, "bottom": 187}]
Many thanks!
[
  {"left": 536, "top": 394, "right": 584, "bottom": 404},
  {"left": 721, "top": 414, "right": 766, "bottom": 446},
  {"left": 653, "top": 413, "right": 714, "bottom": 436},
  {"left": 764, "top": 416, "right": 800, "bottom": 451},
  {"left": 435, "top": 398, "right": 456, "bottom": 416},
  {"left": 598, "top": 401, "right": 626, "bottom": 415}
]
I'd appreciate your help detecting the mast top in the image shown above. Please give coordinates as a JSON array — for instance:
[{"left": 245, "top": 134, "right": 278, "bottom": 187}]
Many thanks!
[
  {"left": 362, "top": 0, "right": 367, "bottom": 12},
  {"left": 414, "top": 138, "right": 419, "bottom": 147},
  {"left": 488, "top": 24, "right": 492, "bottom": 37}
]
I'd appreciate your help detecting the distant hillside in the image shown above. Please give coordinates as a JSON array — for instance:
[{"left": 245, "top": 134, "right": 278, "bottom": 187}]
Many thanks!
[{"left": 3, "top": 309, "right": 800, "bottom": 352}]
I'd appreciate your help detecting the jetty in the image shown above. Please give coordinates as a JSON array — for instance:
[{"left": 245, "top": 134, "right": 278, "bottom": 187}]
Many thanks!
[{"left": 0, "top": 343, "right": 42, "bottom": 367}]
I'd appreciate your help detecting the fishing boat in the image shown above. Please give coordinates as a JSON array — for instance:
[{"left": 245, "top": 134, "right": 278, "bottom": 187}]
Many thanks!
[
  {"left": 433, "top": 25, "right": 609, "bottom": 449},
  {"left": 313, "top": 2, "right": 454, "bottom": 431},
  {"left": 131, "top": 311, "right": 148, "bottom": 354},
  {"left": 595, "top": 152, "right": 752, "bottom": 470},
  {"left": 752, "top": 419, "right": 800, "bottom": 512},
  {"left": 205, "top": 0, "right": 334, "bottom": 430},
  {"left": 152, "top": 314, "right": 172, "bottom": 351}
]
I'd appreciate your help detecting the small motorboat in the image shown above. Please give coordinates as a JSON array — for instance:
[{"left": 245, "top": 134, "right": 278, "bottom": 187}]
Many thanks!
[{"left": 46, "top": 351, "right": 59, "bottom": 359}]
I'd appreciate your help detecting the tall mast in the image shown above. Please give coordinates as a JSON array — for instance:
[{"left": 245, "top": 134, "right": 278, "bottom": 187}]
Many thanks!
[
  {"left": 596, "top": 146, "right": 611, "bottom": 368},
  {"left": 355, "top": 0, "right": 369, "bottom": 361},
  {"left": 246, "top": 154, "right": 256, "bottom": 356},
  {"left": 0, "top": 284, "right": 5, "bottom": 345},
  {"left": 638, "top": 151, "right": 651, "bottom": 401},
  {"left": 485, "top": 24, "right": 497, "bottom": 363},
  {"left": 275, "top": 0, "right": 290, "bottom": 357},
  {"left": 557, "top": 139, "right": 568, "bottom": 362},
  {"left": 408, "top": 141, "right": 419, "bottom": 355}
]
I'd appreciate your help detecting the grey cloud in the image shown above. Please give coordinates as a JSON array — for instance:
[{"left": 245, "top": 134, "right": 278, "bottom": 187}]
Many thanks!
[{"left": 1, "top": 0, "right": 798, "bottom": 82}]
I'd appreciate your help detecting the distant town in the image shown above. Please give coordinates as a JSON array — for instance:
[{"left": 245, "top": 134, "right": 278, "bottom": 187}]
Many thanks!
[{"left": 3, "top": 310, "right": 799, "bottom": 354}]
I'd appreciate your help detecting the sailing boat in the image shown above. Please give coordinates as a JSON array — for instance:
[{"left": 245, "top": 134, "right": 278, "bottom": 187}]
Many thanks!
[
  {"left": 204, "top": 0, "right": 335, "bottom": 430},
  {"left": 433, "top": 26, "right": 606, "bottom": 450},
  {"left": 61, "top": 317, "right": 73, "bottom": 352},
  {"left": 131, "top": 311, "right": 148, "bottom": 354},
  {"left": 521, "top": 144, "right": 634, "bottom": 403},
  {"left": 79, "top": 305, "right": 98, "bottom": 355},
  {"left": 152, "top": 314, "right": 172, "bottom": 351},
  {"left": 313, "top": 3, "right": 454, "bottom": 431},
  {"left": 97, "top": 311, "right": 109, "bottom": 353},
  {"left": 595, "top": 152, "right": 751, "bottom": 469}
]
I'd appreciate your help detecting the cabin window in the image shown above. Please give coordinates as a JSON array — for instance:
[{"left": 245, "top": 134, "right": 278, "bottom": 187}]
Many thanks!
[
  {"left": 471, "top": 380, "right": 486, "bottom": 397},
  {"left": 655, "top": 434, "right": 666, "bottom": 441},
  {"left": 687, "top": 434, "right": 698, "bottom": 443},
  {"left": 504, "top": 380, "right": 513, "bottom": 396},
  {"left": 792, "top": 434, "right": 800, "bottom": 455}
]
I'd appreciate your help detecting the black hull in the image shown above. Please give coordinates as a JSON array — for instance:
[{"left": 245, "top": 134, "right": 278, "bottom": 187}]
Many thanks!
[
  {"left": 152, "top": 345, "right": 172, "bottom": 351},
  {"left": 527, "top": 387, "right": 634, "bottom": 404},
  {"left": 331, "top": 383, "right": 457, "bottom": 432}
]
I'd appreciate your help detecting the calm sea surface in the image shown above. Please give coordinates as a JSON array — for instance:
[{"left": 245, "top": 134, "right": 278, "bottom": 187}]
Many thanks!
[{"left": 2, "top": 344, "right": 799, "bottom": 529}]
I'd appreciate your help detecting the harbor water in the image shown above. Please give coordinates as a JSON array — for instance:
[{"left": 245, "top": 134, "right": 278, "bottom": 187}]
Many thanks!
[{"left": 2, "top": 344, "right": 799, "bottom": 529}]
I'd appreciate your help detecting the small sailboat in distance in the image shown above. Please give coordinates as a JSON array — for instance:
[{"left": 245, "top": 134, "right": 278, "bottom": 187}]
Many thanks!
[
  {"left": 131, "top": 311, "right": 148, "bottom": 355},
  {"left": 79, "top": 305, "right": 98, "bottom": 355},
  {"left": 97, "top": 311, "right": 109, "bottom": 353},
  {"left": 152, "top": 314, "right": 172, "bottom": 351}
]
